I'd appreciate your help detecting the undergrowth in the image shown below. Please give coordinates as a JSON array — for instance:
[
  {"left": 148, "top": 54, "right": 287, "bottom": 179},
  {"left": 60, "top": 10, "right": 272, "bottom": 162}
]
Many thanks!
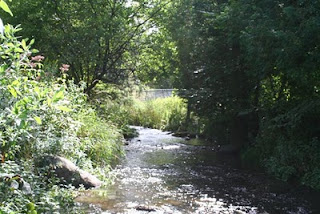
[
  {"left": 0, "top": 25, "right": 123, "bottom": 213},
  {"left": 241, "top": 99, "right": 320, "bottom": 190}
]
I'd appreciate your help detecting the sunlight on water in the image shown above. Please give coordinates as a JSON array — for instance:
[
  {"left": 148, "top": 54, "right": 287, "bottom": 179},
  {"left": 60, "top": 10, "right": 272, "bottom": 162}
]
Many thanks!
[{"left": 76, "top": 126, "right": 315, "bottom": 214}]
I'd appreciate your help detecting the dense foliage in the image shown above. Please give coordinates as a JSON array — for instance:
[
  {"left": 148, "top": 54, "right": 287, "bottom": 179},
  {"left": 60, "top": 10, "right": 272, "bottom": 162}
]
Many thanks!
[
  {"left": 3, "top": 0, "right": 173, "bottom": 93},
  {"left": 162, "top": 0, "right": 320, "bottom": 189},
  {"left": 89, "top": 85, "right": 192, "bottom": 135},
  {"left": 0, "top": 24, "right": 123, "bottom": 213}
]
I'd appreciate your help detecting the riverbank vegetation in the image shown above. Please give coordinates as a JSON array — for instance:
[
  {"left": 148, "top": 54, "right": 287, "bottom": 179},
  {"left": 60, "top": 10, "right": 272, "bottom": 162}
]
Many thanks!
[
  {"left": 1, "top": 0, "right": 319, "bottom": 212},
  {"left": 161, "top": 0, "right": 320, "bottom": 190},
  {"left": 0, "top": 24, "right": 123, "bottom": 213}
]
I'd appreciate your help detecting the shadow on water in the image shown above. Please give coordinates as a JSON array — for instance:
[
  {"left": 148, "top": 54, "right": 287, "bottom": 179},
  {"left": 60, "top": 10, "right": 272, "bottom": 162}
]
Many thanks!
[{"left": 76, "top": 126, "right": 320, "bottom": 214}]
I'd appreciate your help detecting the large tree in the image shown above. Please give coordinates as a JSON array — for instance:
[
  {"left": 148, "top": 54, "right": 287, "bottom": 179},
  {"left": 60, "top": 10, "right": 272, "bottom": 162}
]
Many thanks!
[
  {"left": 164, "top": 0, "right": 320, "bottom": 188},
  {"left": 5, "top": 0, "right": 170, "bottom": 93}
]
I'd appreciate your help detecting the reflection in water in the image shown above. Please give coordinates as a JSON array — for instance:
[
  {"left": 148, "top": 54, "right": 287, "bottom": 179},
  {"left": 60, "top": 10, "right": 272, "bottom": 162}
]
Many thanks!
[{"left": 76, "top": 127, "right": 318, "bottom": 214}]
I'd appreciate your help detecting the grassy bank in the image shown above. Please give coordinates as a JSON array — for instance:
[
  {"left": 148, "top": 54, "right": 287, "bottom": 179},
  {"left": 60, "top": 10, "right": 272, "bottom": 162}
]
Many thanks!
[{"left": 127, "top": 96, "right": 188, "bottom": 131}]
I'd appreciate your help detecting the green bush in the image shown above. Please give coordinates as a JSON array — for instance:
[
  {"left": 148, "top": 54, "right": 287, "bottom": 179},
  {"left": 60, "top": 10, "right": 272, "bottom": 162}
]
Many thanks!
[
  {"left": 0, "top": 161, "right": 81, "bottom": 214},
  {"left": 89, "top": 86, "right": 190, "bottom": 135},
  {"left": 0, "top": 24, "right": 124, "bottom": 213},
  {"left": 89, "top": 84, "right": 136, "bottom": 138},
  {"left": 248, "top": 99, "right": 320, "bottom": 190},
  {"left": 0, "top": 24, "right": 84, "bottom": 162}
]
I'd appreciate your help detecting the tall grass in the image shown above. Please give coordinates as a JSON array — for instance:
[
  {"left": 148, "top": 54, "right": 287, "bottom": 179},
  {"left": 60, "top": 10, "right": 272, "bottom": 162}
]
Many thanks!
[
  {"left": 127, "top": 96, "right": 188, "bottom": 131},
  {"left": 76, "top": 109, "right": 124, "bottom": 168}
]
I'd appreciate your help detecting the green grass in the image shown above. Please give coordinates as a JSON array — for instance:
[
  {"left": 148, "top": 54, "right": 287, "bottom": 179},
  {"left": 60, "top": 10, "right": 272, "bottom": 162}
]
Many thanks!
[
  {"left": 76, "top": 109, "right": 124, "bottom": 168},
  {"left": 127, "top": 96, "right": 188, "bottom": 131}
]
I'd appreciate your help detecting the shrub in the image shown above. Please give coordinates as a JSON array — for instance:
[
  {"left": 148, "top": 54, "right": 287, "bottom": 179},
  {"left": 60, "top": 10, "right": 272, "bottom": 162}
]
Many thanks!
[
  {"left": 0, "top": 24, "right": 84, "bottom": 162},
  {"left": 248, "top": 99, "right": 320, "bottom": 190},
  {"left": 0, "top": 161, "right": 81, "bottom": 214},
  {"left": 0, "top": 24, "right": 124, "bottom": 213}
]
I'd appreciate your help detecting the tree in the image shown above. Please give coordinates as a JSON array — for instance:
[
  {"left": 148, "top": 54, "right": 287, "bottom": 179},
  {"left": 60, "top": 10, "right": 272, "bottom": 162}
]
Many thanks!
[
  {"left": 5, "top": 0, "right": 171, "bottom": 94},
  {"left": 133, "top": 29, "right": 179, "bottom": 88},
  {"left": 164, "top": 0, "right": 320, "bottom": 188}
]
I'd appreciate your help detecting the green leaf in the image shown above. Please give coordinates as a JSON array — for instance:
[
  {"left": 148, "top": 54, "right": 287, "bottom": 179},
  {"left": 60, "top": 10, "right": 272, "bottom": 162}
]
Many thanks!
[
  {"left": 14, "top": 47, "right": 24, "bottom": 53},
  {"left": 0, "top": 66, "right": 5, "bottom": 74},
  {"left": 34, "top": 86, "right": 40, "bottom": 98},
  {"left": 52, "top": 88, "right": 64, "bottom": 103},
  {"left": 47, "top": 97, "right": 52, "bottom": 106},
  {"left": 13, "top": 104, "right": 20, "bottom": 115},
  {"left": 0, "top": 0, "right": 13, "bottom": 16},
  {"left": 19, "top": 110, "right": 28, "bottom": 119},
  {"left": 29, "top": 39, "right": 35, "bottom": 46},
  {"left": 11, "top": 79, "right": 20, "bottom": 86},
  {"left": 55, "top": 105, "right": 72, "bottom": 112},
  {"left": 7, "top": 85, "right": 17, "bottom": 98},
  {"left": 34, "top": 116, "right": 42, "bottom": 125},
  {"left": 27, "top": 202, "right": 35, "bottom": 211},
  {"left": 22, "top": 39, "right": 27, "bottom": 50},
  {"left": 4, "top": 24, "right": 10, "bottom": 33}
]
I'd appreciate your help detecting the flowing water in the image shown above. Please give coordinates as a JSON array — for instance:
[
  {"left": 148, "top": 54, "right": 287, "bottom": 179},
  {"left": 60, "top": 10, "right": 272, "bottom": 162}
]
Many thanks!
[{"left": 76, "top": 127, "right": 319, "bottom": 214}]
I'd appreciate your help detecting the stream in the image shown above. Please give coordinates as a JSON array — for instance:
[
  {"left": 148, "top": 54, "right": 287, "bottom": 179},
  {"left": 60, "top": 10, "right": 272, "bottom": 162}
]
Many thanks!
[{"left": 76, "top": 126, "right": 320, "bottom": 214}]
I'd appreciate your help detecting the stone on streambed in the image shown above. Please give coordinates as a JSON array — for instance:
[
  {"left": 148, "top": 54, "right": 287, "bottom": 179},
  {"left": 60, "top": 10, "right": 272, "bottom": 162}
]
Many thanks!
[
  {"left": 135, "top": 205, "right": 156, "bottom": 212},
  {"left": 37, "top": 155, "right": 102, "bottom": 189}
]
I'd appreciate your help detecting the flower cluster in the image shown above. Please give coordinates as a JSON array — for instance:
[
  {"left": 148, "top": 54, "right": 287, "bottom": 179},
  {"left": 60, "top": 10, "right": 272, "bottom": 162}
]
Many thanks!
[
  {"left": 29, "top": 55, "right": 45, "bottom": 68},
  {"left": 31, "top": 55, "right": 45, "bottom": 62},
  {"left": 60, "top": 64, "right": 70, "bottom": 72}
]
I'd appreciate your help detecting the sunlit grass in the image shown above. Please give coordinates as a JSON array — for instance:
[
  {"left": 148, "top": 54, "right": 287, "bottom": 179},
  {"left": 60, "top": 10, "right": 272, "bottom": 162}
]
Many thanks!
[{"left": 127, "top": 96, "right": 187, "bottom": 131}]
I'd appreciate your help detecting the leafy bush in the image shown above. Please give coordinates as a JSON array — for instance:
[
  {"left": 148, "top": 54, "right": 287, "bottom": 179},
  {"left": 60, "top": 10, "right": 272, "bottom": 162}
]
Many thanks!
[
  {"left": 0, "top": 24, "right": 124, "bottom": 213},
  {"left": 0, "top": 161, "right": 81, "bottom": 214},
  {"left": 89, "top": 84, "right": 135, "bottom": 137},
  {"left": 0, "top": 24, "right": 83, "bottom": 161},
  {"left": 249, "top": 99, "right": 320, "bottom": 190},
  {"left": 90, "top": 85, "right": 192, "bottom": 133}
]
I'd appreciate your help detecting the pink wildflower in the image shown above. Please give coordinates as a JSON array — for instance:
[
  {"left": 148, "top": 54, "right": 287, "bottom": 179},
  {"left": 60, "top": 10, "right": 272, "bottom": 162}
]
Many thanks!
[
  {"left": 31, "top": 55, "right": 45, "bottom": 62},
  {"left": 59, "top": 64, "right": 70, "bottom": 72}
]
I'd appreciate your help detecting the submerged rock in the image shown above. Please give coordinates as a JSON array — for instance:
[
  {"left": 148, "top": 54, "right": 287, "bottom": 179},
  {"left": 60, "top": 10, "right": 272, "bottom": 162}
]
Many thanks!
[
  {"left": 37, "top": 155, "right": 102, "bottom": 189},
  {"left": 172, "top": 132, "right": 200, "bottom": 141},
  {"left": 135, "top": 205, "right": 156, "bottom": 212}
]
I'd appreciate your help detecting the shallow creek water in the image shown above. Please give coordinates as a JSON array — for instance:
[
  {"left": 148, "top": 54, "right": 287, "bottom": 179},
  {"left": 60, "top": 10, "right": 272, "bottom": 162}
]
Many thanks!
[{"left": 76, "top": 127, "right": 319, "bottom": 214}]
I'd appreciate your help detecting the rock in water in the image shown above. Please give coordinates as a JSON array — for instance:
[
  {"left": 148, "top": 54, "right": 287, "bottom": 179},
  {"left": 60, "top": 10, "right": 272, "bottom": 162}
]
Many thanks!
[
  {"left": 38, "top": 155, "right": 102, "bottom": 189},
  {"left": 135, "top": 205, "right": 156, "bottom": 212}
]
